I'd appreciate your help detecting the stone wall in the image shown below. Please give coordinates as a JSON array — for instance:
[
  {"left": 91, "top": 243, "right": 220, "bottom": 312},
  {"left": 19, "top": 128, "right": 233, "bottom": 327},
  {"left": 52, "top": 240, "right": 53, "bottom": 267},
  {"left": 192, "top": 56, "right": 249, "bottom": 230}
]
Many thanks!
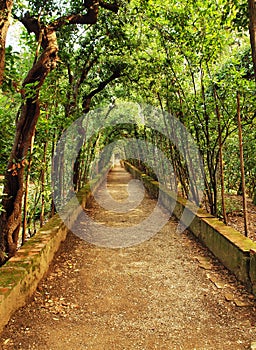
[
  {"left": 0, "top": 167, "right": 109, "bottom": 333},
  {"left": 124, "top": 161, "right": 256, "bottom": 294}
]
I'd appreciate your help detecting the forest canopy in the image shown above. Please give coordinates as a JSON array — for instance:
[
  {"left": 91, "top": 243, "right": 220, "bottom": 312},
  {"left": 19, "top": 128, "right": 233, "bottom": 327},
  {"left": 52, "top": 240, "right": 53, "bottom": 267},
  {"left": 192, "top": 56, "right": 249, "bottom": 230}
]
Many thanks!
[{"left": 0, "top": 0, "right": 255, "bottom": 263}]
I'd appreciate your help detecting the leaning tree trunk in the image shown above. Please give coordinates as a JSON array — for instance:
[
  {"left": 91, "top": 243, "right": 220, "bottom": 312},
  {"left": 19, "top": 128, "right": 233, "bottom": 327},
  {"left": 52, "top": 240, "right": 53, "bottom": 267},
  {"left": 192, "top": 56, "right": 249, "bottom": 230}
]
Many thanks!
[
  {"left": 0, "top": 26, "right": 59, "bottom": 264},
  {"left": 0, "top": 0, "right": 13, "bottom": 85},
  {"left": 0, "top": 1, "right": 119, "bottom": 264}
]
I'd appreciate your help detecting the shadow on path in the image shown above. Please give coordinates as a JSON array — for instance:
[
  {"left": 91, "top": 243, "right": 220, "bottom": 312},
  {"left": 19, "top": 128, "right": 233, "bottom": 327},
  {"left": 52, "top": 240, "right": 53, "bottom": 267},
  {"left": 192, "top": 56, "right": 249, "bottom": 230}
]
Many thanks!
[{"left": 1, "top": 166, "right": 256, "bottom": 349}]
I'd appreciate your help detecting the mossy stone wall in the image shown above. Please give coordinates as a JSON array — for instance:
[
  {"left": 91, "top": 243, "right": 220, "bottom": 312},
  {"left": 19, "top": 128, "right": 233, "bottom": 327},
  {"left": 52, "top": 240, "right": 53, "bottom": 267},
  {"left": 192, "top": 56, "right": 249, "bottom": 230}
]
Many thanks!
[{"left": 124, "top": 161, "right": 256, "bottom": 294}]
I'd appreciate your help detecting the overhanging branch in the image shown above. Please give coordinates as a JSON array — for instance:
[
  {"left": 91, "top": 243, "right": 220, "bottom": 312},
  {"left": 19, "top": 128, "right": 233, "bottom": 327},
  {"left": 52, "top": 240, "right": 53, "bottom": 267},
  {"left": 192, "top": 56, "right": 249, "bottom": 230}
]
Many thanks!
[{"left": 82, "top": 70, "right": 122, "bottom": 112}]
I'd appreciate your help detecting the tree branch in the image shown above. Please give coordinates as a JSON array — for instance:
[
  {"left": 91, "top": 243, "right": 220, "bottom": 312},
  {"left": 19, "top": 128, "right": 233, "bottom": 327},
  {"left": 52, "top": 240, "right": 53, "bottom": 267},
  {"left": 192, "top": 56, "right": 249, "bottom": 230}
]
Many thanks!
[
  {"left": 19, "top": 12, "right": 41, "bottom": 41},
  {"left": 82, "top": 70, "right": 122, "bottom": 112},
  {"left": 51, "top": 0, "right": 119, "bottom": 29},
  {"left": 18, "top": 0, "right": 119, "bottom": 36},
  {"left": 99, "top": 0, "right": 119, "bottom": 13}
]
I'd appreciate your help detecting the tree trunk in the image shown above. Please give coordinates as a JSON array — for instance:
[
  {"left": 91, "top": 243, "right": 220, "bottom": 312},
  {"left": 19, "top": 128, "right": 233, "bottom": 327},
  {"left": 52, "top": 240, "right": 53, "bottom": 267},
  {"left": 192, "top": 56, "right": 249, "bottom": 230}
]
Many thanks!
[
  {"left": 40, "top": 140, "right": 48, "bottom": 227},
  {"left": 0, "top": 2, "right": 119, "bottom": 264},
  {"left": 237, "top": 91, "right": 249, "bottom": 237},
  {"left": 248, "top": 0, "right": 256, "bottom": 82},
  {"left": 0, "top": 0, "right": 13, "bottom": 85},
  {"left": 214, "top": 87, "right": 227, "bottom": 223},
  {"left": 22, "top": 132, "right": 35, "bottom": 244},
  {"left": 0, "top": 26, "right": 59, "bottom": 263},
  {"left": 50, "top": 134, "right": 57, "bottom": 218}
]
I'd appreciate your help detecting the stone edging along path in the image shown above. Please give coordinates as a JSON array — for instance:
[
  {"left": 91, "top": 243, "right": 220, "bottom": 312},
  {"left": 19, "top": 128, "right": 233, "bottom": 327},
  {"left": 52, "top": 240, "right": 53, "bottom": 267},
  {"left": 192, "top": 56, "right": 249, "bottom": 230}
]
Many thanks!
[
  {"left": 123, "top": 161, "right": 256, "bottom": 296},
  {"left": 1, "top": 161, "right": 256, "bottom": 334},
  {"left": 0, "top": 167, "right": 109, "bottom": 333}
]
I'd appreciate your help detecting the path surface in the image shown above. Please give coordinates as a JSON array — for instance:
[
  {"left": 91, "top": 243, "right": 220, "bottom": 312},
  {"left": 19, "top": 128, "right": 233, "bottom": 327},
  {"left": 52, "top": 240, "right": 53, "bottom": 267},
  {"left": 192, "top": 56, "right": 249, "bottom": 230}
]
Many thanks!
[{"left": 1, "top": 166, "right": 256, "bottom": 349}]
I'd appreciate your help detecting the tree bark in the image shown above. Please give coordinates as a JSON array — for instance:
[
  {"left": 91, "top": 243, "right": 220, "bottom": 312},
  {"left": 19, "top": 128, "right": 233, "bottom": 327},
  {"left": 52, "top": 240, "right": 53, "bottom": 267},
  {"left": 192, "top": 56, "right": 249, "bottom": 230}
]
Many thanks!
[
  {"left": 0, "top": 25, "right": 58, "bottom": 263},
  {"left": 0, "top": 0, "right": 13, "bottom": 85},
  {"left": 248, "top": 0, "right": 256, "bottom": 82}
]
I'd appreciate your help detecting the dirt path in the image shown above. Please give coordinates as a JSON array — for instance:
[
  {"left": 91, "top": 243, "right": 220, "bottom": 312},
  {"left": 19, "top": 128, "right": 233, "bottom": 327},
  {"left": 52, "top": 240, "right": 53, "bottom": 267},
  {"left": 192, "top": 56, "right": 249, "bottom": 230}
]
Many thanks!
[{"left": 1, "top": 166, "right": 256, "bottom": 349}]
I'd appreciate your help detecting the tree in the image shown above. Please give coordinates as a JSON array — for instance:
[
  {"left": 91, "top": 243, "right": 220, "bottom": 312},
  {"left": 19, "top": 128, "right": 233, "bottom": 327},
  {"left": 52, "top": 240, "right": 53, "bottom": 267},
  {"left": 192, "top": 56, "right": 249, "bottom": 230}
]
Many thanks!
[
  {"left": 0, "top": 0, "right": 119, "bottom": 264},
  {"left": 0, "top": 0, "right": 13, "bottom": 85},
  {"left": 248, "top": 0, "right": 256, "bottom": 81}
]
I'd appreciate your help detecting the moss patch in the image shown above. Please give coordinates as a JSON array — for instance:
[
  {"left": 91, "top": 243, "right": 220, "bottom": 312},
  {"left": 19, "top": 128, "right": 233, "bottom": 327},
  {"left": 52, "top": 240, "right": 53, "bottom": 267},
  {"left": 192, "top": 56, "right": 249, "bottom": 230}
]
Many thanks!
[{"left": 0, "top": 268, "right": 26, "bottom": 289}]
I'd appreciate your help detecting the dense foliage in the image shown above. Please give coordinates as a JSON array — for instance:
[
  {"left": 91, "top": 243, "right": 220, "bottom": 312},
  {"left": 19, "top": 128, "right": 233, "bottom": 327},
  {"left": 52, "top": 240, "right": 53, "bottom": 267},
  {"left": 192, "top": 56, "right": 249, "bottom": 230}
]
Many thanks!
[{"left": 0, "top": 0, "right": 255, "bottom": 261}]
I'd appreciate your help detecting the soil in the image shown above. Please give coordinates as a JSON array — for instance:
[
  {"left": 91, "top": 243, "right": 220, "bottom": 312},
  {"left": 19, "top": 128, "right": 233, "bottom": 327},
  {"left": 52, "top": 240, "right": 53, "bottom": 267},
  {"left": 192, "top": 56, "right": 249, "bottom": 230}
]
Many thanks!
[
  {"left": 1, "top": 166, "right": 256, "bottom": 349},
  {"left": 224, "top": 195, "right": 256, "bottom": 242}
]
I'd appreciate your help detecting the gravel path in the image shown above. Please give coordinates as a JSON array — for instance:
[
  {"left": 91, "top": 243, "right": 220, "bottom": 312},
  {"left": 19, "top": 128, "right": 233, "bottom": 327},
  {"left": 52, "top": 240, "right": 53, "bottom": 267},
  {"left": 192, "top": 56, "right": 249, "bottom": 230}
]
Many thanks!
[{"left": 1, "top": 166, "right": 256, "bottom": 349}]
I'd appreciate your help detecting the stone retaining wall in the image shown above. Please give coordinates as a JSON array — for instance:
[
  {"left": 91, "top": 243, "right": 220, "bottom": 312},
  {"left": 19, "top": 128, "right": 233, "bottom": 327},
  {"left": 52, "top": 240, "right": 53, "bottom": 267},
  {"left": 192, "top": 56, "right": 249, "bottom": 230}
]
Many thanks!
[
  {"left": 0, "top": 167, "right": 109, "bottom": 333},
  {"left": 123, "top": 161, "right": 256, "bottom": 295}
]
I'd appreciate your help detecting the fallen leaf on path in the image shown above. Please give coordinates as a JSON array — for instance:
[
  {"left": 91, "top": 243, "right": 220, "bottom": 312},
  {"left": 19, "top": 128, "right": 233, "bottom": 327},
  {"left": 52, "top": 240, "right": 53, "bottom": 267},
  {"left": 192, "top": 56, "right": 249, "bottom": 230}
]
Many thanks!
[
  {"left": 206, "top": 274, "right": 226, "bottom": 289},
  {"left": 194, "top": 256, "right": 212, "bottom": 263},
  {"left": 234, "top": 299, "right": 251, "bottom": 307},
  {"left": 195, "top": 256, "right": 213, "bottom": 270},
  {"left": 225, "top": 293, "right": 235, "bottom": 302},
  {"left": 198, "top": 262, "right": 212, "bottom": 270}
]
